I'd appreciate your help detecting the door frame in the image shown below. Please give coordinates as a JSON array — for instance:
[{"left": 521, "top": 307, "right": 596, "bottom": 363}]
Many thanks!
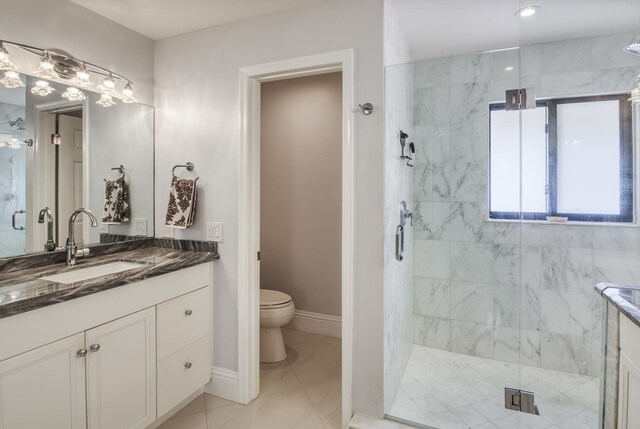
[{"left": 237, "top": 49, "right": 354, "bottom": 428}]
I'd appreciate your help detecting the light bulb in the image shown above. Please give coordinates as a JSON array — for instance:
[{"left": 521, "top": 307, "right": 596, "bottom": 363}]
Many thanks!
[
  {"left": 121, "top": 82, "right": 137, "bottom": 103},
  {"left": 97, "top": 74, "right": 117, "bottom": 96},
  {"left": 0, "top": 70, "right": 24, "bottom": 88},
  {"left": 31, "top": 80, "right": 55, "bottom": 96},
  {"left": 0, "top": 42, "right": 16, "bottom": 71},
  {"left": 34, "top": 52, "right": 59, "bottom": 79},
  {"left": 62, "top": 86, "right": 86, "bottom": 101},
  {"left": 69, "top": 63, "right": 92, "bottom": 88},
  {"left": 96, "top": 93, "right": 116, "bottom": 107}
]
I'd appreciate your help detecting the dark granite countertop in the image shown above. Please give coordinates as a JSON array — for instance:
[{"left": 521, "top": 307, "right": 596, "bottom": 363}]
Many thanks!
[
  {"left": 596, "top": 283, "right": 640, "bottom": 328},
  {"left": 0, "top": 242, "right": 219, "bottom": 320}
]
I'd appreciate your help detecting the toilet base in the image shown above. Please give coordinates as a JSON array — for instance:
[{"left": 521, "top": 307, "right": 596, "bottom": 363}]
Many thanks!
[{"left": 260, "top": 327, "right": 287, "bottom": 362}]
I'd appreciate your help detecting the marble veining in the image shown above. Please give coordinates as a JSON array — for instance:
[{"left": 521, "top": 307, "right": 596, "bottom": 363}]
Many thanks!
[
  {"left": 597, "top": 283, "right": 640, "bottom": 329},
  {"left": 0, "top": 240, "right": 219, "bottom": 319}
]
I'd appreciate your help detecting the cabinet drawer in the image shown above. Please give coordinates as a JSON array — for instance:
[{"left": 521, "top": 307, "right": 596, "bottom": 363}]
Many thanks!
[
  {"left": 157, "top": 287, "right": 210, "bottom": 359},
  {"left": 157, "top": 336, "right": 211, "bottom": 417}
]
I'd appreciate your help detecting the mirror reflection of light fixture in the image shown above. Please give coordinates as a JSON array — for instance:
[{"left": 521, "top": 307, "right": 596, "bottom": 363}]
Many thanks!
[
  {"left": 121, "top": 82, "right": 137, "bottom": 103},
  {"left": 34, "top": 52, "right": 60, "bottom": 80},
  {"left": 69, "top": 63, "right": 92, "bottom": 88},
  {"left": 623, "top": 36, "right": 640, "bottom": 56},
  {"left": 96, "top": 93, "right": 116, "bottom": 107},
  {"left": 0, "top": 42, "right": 16, "bottom": 71},
  {"left": 0, "top": 70, "right": 24, "bottom": 88},
  {"left": 31, "top": 80, "right": 55, "bottom": 96},
  {"left": 62, "top": 86, "right": 86, "bottom": 101},
  {"left": 97, "top": 74, "right": 117, "bottom": 96}
]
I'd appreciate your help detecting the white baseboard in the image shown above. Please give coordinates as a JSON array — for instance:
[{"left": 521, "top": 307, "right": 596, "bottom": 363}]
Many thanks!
[
  {"left": 285, "top": 310, "right": 342, "bottom": 338},
  {"left": 204, "top": 366, "right": 238, "bottom": 402}
]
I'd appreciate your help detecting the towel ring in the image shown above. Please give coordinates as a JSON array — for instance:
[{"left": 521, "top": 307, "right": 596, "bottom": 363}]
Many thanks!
[{"left": 172, "top": 162, "right": 200, "bottom": 183}]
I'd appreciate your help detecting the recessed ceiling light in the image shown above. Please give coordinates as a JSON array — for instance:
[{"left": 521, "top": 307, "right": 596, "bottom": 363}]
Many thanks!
[
  {"left": 504, "top": 66, "right": 514, "bottom": 72},
  {"left": 515, "top": 5, "right": 540, "bottom": 17}
]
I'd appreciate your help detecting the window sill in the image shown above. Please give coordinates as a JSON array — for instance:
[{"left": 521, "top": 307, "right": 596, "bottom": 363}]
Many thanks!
[{"left": 485, "top": 218, "right": 639, "bottom": 228}]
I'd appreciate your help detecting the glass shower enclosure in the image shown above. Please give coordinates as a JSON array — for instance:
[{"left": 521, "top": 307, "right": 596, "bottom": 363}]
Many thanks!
[{"left": 384, "top": 1, "right": 640, "bottom": 428}]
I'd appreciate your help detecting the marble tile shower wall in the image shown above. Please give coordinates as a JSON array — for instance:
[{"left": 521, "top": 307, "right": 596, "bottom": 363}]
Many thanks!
[
  {"left": 412, "top": 32, "right": 640, "bottom": 377},
  {"left": 0, "top": 103, "right": 26, "bottom": 258}
]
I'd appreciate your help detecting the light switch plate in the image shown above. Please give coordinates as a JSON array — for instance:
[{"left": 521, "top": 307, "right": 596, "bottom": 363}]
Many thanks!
[
  {"left": 206, "top": 222, "right": 223, "bottom": 242},
  {"left": 134, "top": 218, "right": 147, "bottom": 236},
  {"left": 162, "top": 225, "right": 175, "bottom": 238}
]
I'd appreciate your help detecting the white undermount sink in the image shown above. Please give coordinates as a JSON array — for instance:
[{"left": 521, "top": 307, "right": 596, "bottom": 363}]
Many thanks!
[{"left": 40, "top": 261, "right": 146, "bottom": 284}]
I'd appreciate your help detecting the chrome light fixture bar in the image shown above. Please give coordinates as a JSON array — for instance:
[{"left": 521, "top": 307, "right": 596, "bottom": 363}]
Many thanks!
[{"left": 0, "top": 39, "right": 136, "bottom": 106}]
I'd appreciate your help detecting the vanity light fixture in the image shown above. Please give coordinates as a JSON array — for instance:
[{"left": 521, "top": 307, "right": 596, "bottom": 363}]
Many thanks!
[
  {"left": 31, "top": 80, "right": 55, "bottom": 97},
  {"left": 69, "top": 63, "right": 92, "bottom": 87},
  {"left": 0, "top": 70, "right": 24, "bottom": 88},
  {"left": 121, "top": 82, "right": 137, "bottom": 103},
  {"left": 97, "top": 74, "right": 117, "bottom": 96},
  {"left": 62, "top": 86, "right": 86, "bottom": 101},
  {"left": 515, "top": 5, "right": 540, "bottom": 17},
  {"left": 0, "top": 42, "right": 16, "bottom": 71},
  {"left": 34, "top": 52, "right": 60, "bottom": 80},
  {"left": 0, "top": 39, "right": 137, "bottom": 106},
  {"left": 96, "top": 93, "right": 116, "bottom": 107}
]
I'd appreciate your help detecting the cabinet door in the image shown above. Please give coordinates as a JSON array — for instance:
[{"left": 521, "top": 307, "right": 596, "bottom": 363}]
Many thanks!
[
  {"left": 619, "top": 351, "right": 640, "bottom": 429},
  {"left": 0, "top": 333, "right": 86, "bottom": 429},
  {"left": 86, "top": 307, "right": 156, "bottom": 429}
]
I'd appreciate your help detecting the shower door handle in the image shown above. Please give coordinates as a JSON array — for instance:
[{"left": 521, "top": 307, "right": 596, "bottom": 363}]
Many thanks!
[
  {"left": 395, "top": 225, "right": 404, "bottom": 261},
  {"left": 12, "top": 210, "right": 25, "bottom": 231}
]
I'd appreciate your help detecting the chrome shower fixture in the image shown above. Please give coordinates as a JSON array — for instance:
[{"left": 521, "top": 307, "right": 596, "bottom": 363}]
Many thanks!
[
  {"left": 399, "top": 130, "right": 415, "bottom": 167},
  {"left": 623, "top": 35, "right": 640, "bottom": 56}
]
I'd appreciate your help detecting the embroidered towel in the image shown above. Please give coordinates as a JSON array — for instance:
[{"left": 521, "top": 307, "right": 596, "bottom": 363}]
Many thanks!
[
  {"left": 165, "top": 175, "right": 197, "bottom": 228},
  {"left": 102, "top": 174, "right": 130, "bottom": 224}
]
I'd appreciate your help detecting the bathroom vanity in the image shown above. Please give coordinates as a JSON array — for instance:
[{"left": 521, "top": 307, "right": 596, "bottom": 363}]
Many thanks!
[
  {"left": 597, "top": 284, "right": 640, "bottom": 429},
  {"left": 0, "top": 240, "right": 218, "bottom": 429}
]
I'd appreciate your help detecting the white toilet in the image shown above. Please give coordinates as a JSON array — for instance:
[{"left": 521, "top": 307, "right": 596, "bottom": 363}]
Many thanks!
[{"left": 260, "top": 289, "right": 295, "bottom": 362}]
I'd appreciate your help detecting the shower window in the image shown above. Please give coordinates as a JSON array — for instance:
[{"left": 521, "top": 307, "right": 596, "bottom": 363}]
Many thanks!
[{"left": 489, "top": 93, "right": 633, "bottom": 222}]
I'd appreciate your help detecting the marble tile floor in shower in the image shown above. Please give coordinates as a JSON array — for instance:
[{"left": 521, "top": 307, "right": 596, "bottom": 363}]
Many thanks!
[
  {"left": 389, "top": 345, "right": 599, "bottom": 429},
  {"left": 158, "top": 329, "right": 341, "bottom": 429}
]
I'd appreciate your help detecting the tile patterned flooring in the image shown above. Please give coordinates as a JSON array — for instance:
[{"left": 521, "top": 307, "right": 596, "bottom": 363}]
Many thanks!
[
  {"left": 389, "top": 345, "right": 600, "bottom": 429},
  {"left": 158, "top": 329, "right": 341, "bottom": 429}
]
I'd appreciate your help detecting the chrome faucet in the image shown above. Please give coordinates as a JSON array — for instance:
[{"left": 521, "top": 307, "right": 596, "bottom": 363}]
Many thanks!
[
  {"left": 37, "top": 207, "right": 56, "bottom": 252},
  {"left": 66, "top": 208, "right": 98, "bottom": 266}
]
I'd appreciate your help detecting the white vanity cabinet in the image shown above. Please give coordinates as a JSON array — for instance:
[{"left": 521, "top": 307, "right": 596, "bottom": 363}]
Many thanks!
[
  {"left": 0, "top": 333, "right": 87, "bottom": 429},
  {"left": 618, "top": 315, "right": 640, "bottom": 429},
  {"left": 86, "top": 307, "right": 156, "bottom": 429},
  {"left": 0, "top": 263, "right": 213, "bottom": 429}
]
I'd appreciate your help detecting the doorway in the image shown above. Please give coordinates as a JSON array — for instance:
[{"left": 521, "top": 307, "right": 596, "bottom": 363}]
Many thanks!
[{"left": 238, "top": 50, "right": 354, "bottom": 429}]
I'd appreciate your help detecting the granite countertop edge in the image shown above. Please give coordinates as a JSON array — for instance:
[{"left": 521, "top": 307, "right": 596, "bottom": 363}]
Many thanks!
[
  {"left": 596, "top": 282, "right": 640, "bottom": 328},
  {"left": 0, "top": 244, "right": 219, "bottom": 320}
]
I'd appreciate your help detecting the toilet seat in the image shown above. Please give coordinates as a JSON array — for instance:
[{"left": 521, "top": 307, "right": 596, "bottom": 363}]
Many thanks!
[{"left": 260, "top": 289, "right": 292, "bottom": 309}]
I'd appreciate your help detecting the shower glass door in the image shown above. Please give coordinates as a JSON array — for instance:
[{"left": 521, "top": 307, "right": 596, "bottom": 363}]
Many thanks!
[{"left": 386, "top": 0, "right": 640, "bottom": 427}]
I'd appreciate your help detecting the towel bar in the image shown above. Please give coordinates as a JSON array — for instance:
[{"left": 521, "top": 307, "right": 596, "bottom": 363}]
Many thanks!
[{"left": 172, "top": 162, "right": 199, "bottom": 183}]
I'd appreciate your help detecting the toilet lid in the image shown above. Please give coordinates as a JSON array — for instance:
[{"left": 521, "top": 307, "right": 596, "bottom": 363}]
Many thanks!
[{"left": 260, "top": 289, "right": 292, "bottom": 307}]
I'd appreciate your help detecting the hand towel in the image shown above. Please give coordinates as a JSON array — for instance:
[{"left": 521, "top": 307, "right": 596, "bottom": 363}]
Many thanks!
[
  {"left": 165, "top": 175, "right": 197, "bottom": 229},
  {"left": 102, "top": 174, "right": 130, "bottom": 224}
]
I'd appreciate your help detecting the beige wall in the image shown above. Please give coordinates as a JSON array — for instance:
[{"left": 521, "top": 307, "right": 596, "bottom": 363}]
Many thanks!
[{"left": 260, "top": 72, "right": 342, "bottom": 317}]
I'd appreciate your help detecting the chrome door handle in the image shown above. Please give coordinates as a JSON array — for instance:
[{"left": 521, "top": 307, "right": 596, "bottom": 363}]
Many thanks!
[
  {"left": 12, "top": 210, "right": 25, "bottom": 231},
  {"left": 184, "top": 362, "right": 192, "bottom": 369},
  {"left": 395, "top": 225, "right": 404, "bottom": 261},
  {"left": 185, "top": 309, "right": 193, "bottom": 316},
  {"left": 77, "top": 349, "right": 88, "bottom": 357},
  {"left": 89, "top": 344, "right": 100, "bottom": 352}
]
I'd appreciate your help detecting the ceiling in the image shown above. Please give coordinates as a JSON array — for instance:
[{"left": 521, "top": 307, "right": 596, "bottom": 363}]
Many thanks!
[
  {"left": 69, "top": 0, "right": 330, "bottom": 40},
  {"left": 393, "top": 0, "right": 640, "bottom": 60}
]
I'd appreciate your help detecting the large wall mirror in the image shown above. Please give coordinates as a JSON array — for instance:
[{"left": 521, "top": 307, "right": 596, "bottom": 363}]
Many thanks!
[{"left": 0, "top": 73, "right": 154, "bottom": 258}]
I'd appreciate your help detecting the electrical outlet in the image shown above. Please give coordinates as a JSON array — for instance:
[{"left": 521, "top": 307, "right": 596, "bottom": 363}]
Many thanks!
[
  {"left": 206, "top": 222, "right": 223, "bottom": 242},
  {"left": 98, "top": 223, "right": 107, "bottom": 233},
  {"left": 134, "top": 218, "right": 147, "bottom": 236},
  {"left": 163, "top": 225, "right": 175, "bottom": 238}
]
